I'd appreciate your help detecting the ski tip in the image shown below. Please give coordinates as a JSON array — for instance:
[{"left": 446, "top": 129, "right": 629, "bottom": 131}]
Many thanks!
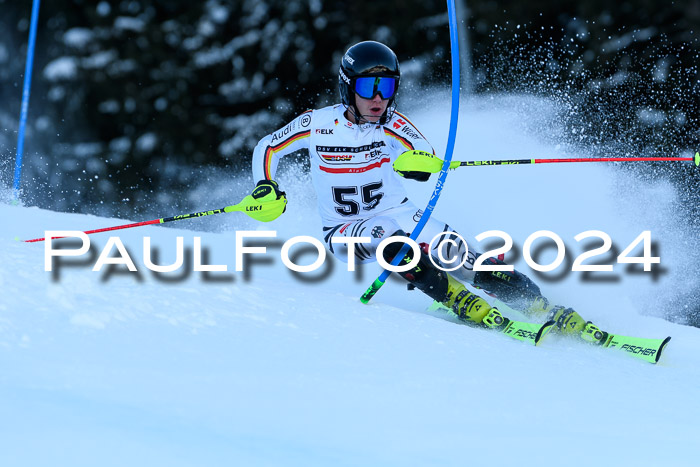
[
  {"left": 654, "top": 336, "right": 672, "bottom": 363},
  {"left": 695, "top": 152, "right": 700, "bottom": 167}
]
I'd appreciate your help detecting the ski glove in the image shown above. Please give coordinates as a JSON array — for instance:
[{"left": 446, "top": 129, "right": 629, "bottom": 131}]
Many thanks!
[
  {"left": 253, "top": 179, "right": 287, "bottom": 204},
  {"left": 239, "top": 179, "right": 287, "bottom": 222},
  {"left": 393, "top": 150, "right": 438, "bottom": 182}
]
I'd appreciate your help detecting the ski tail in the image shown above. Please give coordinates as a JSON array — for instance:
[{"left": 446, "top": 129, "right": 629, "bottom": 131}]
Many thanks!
[{"left": 499, "top": 318, "right": 555, "bottom": 346}]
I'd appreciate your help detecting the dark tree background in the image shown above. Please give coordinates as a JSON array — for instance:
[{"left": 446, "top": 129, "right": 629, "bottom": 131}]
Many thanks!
[
  {"left": 1, "top": 0, "right": 698, "bottom": 214},
  {"left": 1, "top": 0, "right": 699, "bottom": 324}
]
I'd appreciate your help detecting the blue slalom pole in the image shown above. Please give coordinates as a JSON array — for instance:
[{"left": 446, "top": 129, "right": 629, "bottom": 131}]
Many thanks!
[
  {"left": 361, "top": 0, "right": 461, "bottom": 303},
  {"left": 13, "top": 0, "right": 42, "bottom": 200}
]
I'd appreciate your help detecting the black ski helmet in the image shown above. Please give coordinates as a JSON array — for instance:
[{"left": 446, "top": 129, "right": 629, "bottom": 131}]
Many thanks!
[{"left": 338, "top": 41, "right": 400, "bottom": 123}]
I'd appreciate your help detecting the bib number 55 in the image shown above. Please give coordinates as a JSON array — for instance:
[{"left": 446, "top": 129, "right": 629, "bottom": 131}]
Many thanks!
[{"left": 332, "top": 181, "right": 384, "bottom": 216}]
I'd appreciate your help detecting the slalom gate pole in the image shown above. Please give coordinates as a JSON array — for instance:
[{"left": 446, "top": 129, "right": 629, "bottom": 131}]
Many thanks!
[
  {"left": 360, "top": 0, "right": 461, "bottom": 304},
  {"left": 13, "top": 0, "right": 42, "bottom": 201},
  {"left": 22, "top": 195, "right": 287, "bottom": 243},
  {"left": 452, "top": 152, "right": 700, "bottom": 168}
]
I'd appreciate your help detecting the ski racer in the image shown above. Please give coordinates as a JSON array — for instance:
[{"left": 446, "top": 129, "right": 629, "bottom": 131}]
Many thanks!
[{"left": 249, "top": 40, "right": 607, "bottom": 343}]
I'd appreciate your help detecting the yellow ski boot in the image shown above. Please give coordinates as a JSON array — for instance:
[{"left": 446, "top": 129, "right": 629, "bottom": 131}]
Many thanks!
[
  {"left": 443, "top": 274, "right": 502, "bottom": 326},
  {"left": 526, "top": 295, "right": 608, "bottom": 344}
]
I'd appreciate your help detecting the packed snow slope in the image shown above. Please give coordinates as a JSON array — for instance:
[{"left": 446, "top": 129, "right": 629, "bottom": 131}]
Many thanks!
[{"left": 2, "top": 95, "right": 699, "bottom": 467}]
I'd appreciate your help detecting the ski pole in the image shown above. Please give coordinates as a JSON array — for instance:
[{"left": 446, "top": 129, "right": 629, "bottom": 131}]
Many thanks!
[
  {"left": 452, "top": 153, "right": 700, "bottom": 168},
  {"left": 23, "top": 194, "right": 287, "bottom": 243},
  {"left": 393, "top": 151, "right": 700, "bottom": 175}
]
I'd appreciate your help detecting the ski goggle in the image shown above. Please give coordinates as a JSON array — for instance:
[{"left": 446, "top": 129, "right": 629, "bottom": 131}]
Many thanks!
[{"left": 353, "top": 76, "right": 398, "bottom": 100}]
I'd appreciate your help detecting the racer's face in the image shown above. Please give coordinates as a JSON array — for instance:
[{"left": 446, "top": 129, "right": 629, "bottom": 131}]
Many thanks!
[{"left": 354, "top": 93, "right": 388, "bottom": 123}]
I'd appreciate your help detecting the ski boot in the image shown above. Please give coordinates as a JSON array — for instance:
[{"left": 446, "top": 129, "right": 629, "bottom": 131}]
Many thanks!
[
  {"left": 525, "top": 295, "right": 554, "bottom": 317},
  {"left": 382, "top": 231, "right": 503, "bottom": 328},
  {"left": 481, "top": 308, "right": 508, "bottom": 330},
  {"left": 444, "top": 274, "right": 502, "bottom": 327},
  {"left": 580, "top": 321, "right": 609, "bottom": 346},
  {"left": 526, "top": 296, "right": 608, "bottom": 344}
]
